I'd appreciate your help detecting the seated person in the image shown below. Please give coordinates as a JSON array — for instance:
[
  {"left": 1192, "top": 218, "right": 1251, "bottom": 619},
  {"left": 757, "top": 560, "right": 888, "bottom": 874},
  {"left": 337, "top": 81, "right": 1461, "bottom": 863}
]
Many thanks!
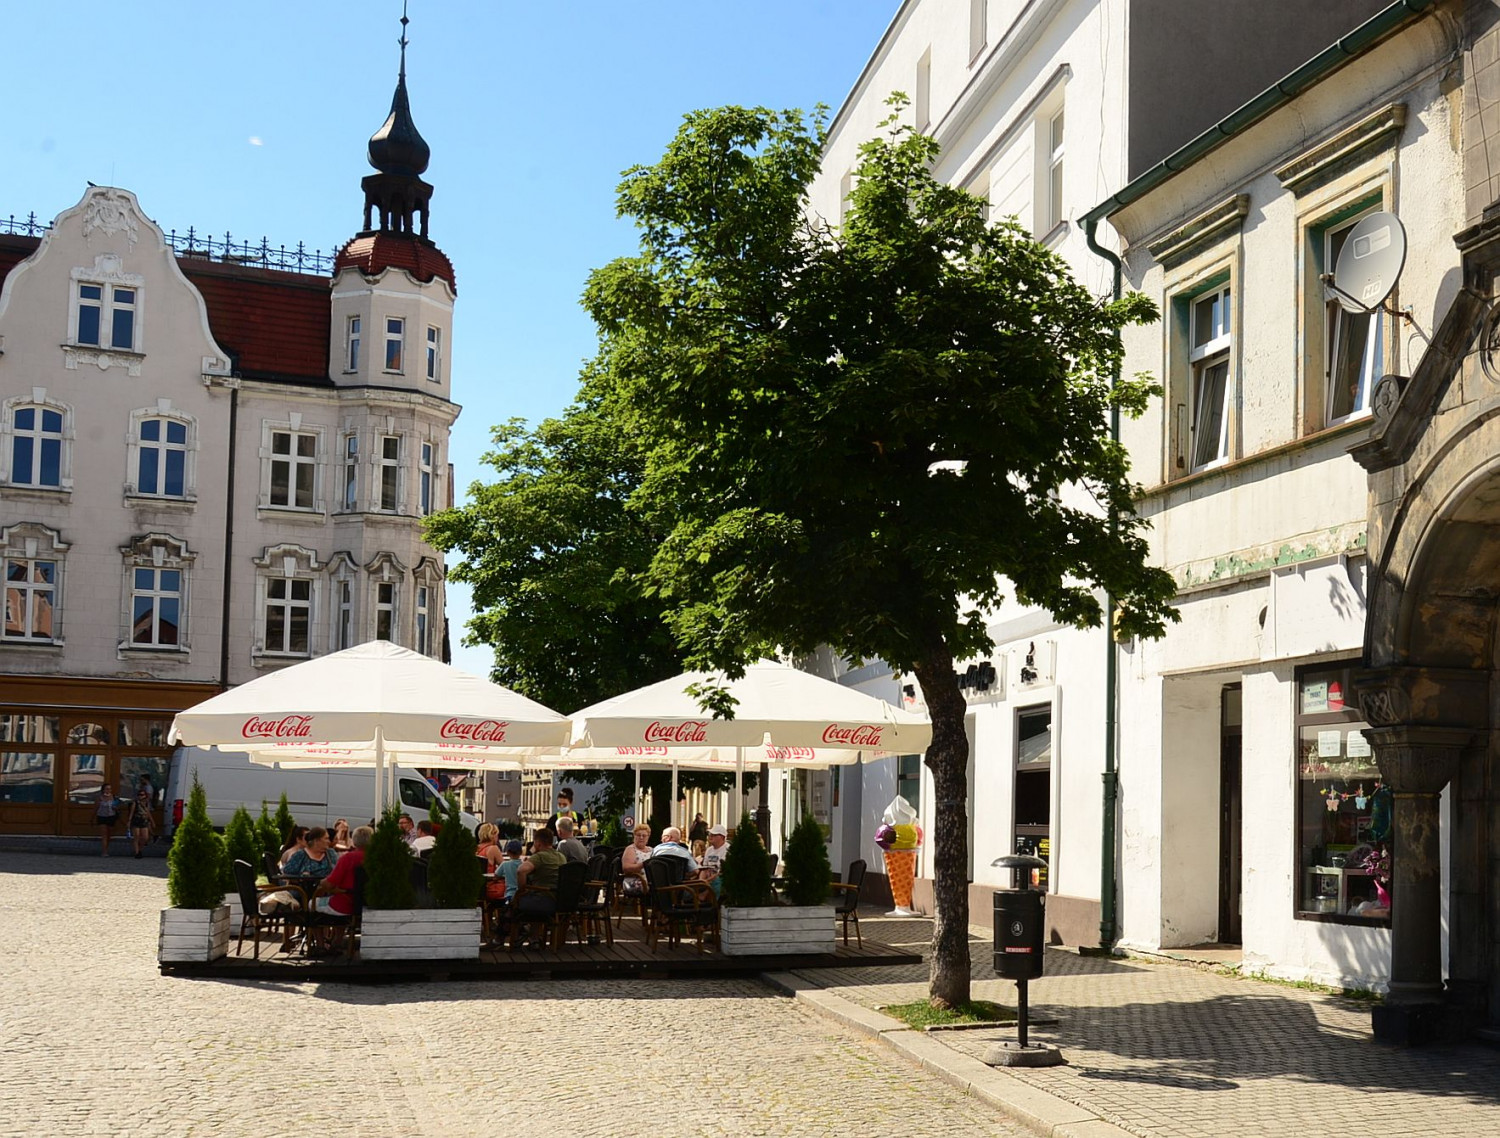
[
  {"left": 652, "top": 826, "right": 701, "bottom": 875},
  {"left": 620, "top": 824, "right": 652, "bottom": 896},
  {"left": 281, "top": 826, "right": 337, "bottom": 879},
  {"left": 410, "top": 819, "right": 437, "bottom": 854},
  {"left": 278, "top": 825, "right": 309, "bottom": 868},
  {"left": 555, "top": 817, "right": 588, "bottom": 864},
  {"left": 699, "top": 824, "right": 730, "bottom": 895},
  {"left": 313, "top": 825, "right": 371, "bottom": 915},
  {"left": 515, "top": 829, "right": 566, "bottom": 919},
  {"left": 494, "top": 839, "right": 525, "bottom": 901}
]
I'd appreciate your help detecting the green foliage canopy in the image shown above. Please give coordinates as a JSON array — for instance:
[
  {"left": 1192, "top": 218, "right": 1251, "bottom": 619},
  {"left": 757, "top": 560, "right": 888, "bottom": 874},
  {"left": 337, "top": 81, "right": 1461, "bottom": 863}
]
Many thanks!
[
  {"left": 781, "top": 814, "right": 832, "bottom": 907},
  {"left": 427, "top": 794, "right": 483, "bottom": 909},
  {"left": 718, "top": 812, "right": 773, "bottom": 909},
  {"left": 364, "top": 806, "right": 418, "bottom": 911}
]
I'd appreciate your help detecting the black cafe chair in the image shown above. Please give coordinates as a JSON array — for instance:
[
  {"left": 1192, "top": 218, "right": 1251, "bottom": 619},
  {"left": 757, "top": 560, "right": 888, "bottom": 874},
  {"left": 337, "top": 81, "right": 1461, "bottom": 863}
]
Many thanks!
[{"left": 831, "top": 858, "right": 868, "bottom": 948}]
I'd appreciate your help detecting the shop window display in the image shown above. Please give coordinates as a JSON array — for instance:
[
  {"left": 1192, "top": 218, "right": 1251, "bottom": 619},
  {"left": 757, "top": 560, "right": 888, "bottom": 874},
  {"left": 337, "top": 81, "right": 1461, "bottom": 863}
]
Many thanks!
[{"left": 1296, "top": 664, "right": 1391, "bottom": 925}]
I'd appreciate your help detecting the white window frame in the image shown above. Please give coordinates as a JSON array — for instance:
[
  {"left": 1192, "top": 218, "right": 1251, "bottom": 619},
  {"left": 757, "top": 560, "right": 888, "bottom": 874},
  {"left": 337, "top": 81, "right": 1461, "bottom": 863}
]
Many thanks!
[
  {"left": 425, "top": 325, "right": 441, "bottom": 382},
  {"left": 346, "top": 315, "right": 362, "bottom": 374},
  {"left": 129, "top": 565, "right": 183, "bottom": 648},
  {"left": 415, "top": 583, "right": 432, "bottom": 656},
  {"left": 5, "top": 401, "right": 67, "bottom": 489},
  {"left": 1188, "top": 284, "right": 1232, "bottom": 472},
  {"left": 1323, "top": 210, "right": 1383, "bottom": 427},
  {"left": 70, "top": 277, "right": 142, "bottom": 352},
  {"left": 263, "top": 424, "right": 321, "bottom": 512},
  {"left": 419, "top": 441, "right": 434, "bottom": 516},
  {"left": 253, "top": 545, "right": 321, "bottom": 659},
  {"left": 126, "top": 406, "right": 195, "bottom": 501},
  {"left": 969, "top": 0, "right": 987, "bottom": 62},
  {"left": 384, "top": 317, "right": 405, "bottom": 374},
  {"left": 374, "top": 580, "right": 397, "bottom": 643},
  {"left": 379, "top": 435, "right": 401, "bottom": 513},
  {"left": 1, "top": 523, "right": 67, "bottom": 645},
  {"left": 327, "top": 553, "right": 358, "bottom": 653},
  {"left": 341, "top": 432, "right": 360, "bottom": 512},
  {"left": 915, "top": 49, "right": 932, "bottom": 133}
]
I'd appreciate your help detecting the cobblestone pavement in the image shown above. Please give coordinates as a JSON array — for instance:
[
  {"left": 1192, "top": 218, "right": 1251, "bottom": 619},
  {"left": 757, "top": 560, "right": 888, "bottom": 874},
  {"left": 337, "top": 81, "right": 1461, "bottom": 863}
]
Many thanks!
[
  {"left": 0, "top": 853, "right": 1022, "bottom": 1137},
  {"left": 801, "top": 914, "right": 1500, "bottom": 1138}
]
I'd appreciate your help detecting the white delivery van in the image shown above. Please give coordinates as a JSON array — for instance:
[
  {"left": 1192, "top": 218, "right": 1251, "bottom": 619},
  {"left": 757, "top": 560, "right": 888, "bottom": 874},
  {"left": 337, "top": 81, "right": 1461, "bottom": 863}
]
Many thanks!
[{"left": 164, "top": 746, "right": 479, "bottom": 836}]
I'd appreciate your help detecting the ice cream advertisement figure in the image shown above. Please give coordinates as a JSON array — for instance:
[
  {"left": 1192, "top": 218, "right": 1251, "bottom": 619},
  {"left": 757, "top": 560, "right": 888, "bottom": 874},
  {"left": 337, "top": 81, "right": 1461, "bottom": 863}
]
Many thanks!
[{"left": 875, "top": 794, "right": 922, "bottom": 916}]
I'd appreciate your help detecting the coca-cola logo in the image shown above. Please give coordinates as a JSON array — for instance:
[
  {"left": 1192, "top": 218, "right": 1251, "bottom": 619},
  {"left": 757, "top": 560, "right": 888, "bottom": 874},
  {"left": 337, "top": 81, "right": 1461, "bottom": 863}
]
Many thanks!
[
  {"left": 765, "top": 746, "right": 815, "bottom": 762},
  {"left": 440, "top": 719, "right": 510, "bottom": 743},
  {"left": 613, "top": 747, "right": 670, "bottom": 757},
  {"left": 821, "top": 724, "right": 886, "bottom": 747},
  {"left": 643, "top": 721, "right": 708, "bottom": 744},
  {"left": 242, "top": 715, "right": 314, "bottom": 739}
]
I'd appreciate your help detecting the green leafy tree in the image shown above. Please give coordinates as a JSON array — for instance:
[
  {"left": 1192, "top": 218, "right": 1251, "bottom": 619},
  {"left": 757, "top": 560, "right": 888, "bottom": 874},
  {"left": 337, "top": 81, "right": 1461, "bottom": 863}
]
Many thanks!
[
  {"left": 167, "top": 774, "right": 225, "bottom": 910},
  {"left": 427, "top": 794, "right": 483, "bottom": 909},
  {"left": 718, "top": 812, "right": 773, "bottom": 908},
  {"left": 274, "top": 791, "right": 295, "bottom": 845},
  {"left": 425, "top": 403, "right": 749, "bottom": 822},
  {"left": 255, "top": 802, "right": 280, "bottom": 863},
  {"left": 782, "top": 815, "right": 832, "bottom": 908},
  {"left": 364, "top": 805, "right": 418, "bottom": 911},
  {"left": 221, "top": 805, "right": 260, "bottom": 889},
  {"left": 582, "top": 103, "right": 1176, "bottom": 1005}
]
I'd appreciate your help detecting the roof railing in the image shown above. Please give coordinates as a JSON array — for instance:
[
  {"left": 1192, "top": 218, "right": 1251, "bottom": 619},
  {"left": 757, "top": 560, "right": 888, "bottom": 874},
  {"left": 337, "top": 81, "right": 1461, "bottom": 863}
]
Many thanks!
[{"left": 1, "top": 213, "right": 336, "bottom": 276}]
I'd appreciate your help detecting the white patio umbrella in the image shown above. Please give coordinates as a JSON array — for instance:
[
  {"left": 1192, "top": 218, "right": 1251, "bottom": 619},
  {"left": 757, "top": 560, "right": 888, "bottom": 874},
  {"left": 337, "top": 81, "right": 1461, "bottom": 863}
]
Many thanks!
[
  {"left": 566, "top": 658, "right": 933, "bottom": 827},
  {"left": 169, "top": 641, "right": 571, "bottom": 814}
]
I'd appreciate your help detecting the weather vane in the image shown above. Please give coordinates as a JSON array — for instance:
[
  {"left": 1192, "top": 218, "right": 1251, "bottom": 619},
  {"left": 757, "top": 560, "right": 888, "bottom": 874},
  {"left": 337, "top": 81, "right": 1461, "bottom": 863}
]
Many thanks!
[{"left": 398, "top": 0, "right": 410, "bottom": 79}]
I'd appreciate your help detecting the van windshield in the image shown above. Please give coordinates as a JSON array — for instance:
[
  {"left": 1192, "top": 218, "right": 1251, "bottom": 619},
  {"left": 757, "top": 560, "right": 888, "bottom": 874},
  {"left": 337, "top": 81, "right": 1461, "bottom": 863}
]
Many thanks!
[{"left": 398, "top": 778, "right": 437, "bottom": 812}]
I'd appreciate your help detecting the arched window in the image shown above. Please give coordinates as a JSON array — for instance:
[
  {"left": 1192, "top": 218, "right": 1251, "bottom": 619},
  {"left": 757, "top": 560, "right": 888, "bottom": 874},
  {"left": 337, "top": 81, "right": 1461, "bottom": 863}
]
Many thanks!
[
  {"left": 3, "top": 396, "right": 72, "bottom": 490},
  {"left": 128, "top": 413, "right": 192, "bottom": 499}
]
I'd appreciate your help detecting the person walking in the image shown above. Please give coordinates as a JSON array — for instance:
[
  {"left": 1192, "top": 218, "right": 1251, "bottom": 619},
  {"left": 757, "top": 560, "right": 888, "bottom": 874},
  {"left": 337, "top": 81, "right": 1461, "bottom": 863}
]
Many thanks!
[
  {"left": 95, "top": 783, "right": 121, "bottom": 857},
  {"left": 126, "top": 789, "right": 155, "bottom": 859}
]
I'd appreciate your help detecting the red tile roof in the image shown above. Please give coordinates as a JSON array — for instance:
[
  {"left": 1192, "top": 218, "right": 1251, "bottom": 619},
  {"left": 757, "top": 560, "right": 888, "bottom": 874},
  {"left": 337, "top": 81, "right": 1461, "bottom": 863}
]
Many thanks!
[
  {"left": 335, "top": 232, "right": 456, "bottom": 293},
  {"left": 179, "top": 258, "right": 332, "bottom": 383},
  {"left": 0, "top": 234, "right": 41, "bottom": 289}
]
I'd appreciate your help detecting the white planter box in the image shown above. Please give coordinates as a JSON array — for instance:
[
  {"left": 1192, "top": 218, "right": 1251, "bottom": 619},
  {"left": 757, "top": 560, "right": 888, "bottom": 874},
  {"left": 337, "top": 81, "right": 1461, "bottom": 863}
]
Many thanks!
[
  {"left": 359, "top": 907, "right": 482, "bottom": 960},
  {"left": 720, "top": 905, "right": 836, "bottom": 956},
  {"left": 158, "top": 905, "right": 231, "bottom": 963}
]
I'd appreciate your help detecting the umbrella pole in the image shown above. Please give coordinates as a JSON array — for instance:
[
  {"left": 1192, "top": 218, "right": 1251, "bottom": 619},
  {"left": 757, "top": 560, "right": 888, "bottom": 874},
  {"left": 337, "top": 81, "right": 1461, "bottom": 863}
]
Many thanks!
[
  {"left": 735, "top": 747, "right": 744, "bottom": 826},
  {"left": 373, "top": 728, "right": 385, "bottom": 820},
  {"left": 633, "top": 765, "right": 641, "bottom": 828},
  {"left": 671, "top": 761, "right": 679, "bottom": 834}
]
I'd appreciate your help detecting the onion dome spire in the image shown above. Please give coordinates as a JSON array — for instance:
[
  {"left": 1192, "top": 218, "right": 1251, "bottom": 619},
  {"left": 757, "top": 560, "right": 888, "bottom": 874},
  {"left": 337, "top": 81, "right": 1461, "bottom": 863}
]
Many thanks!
[{"left": 361, "top": 1, "right": 434, "bottom": 237}]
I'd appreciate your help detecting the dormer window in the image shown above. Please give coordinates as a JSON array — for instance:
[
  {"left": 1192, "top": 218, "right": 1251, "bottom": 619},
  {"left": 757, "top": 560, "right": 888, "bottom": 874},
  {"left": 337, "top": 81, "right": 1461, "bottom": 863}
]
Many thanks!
[{"left": 75, "top": 282, "right": 136, "bottom": 350}]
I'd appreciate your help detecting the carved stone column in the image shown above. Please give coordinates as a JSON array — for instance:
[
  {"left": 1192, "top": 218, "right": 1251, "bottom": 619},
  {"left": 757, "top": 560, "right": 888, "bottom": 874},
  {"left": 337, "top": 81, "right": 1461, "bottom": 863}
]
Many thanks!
[{"left": 1364, "top": 724, "right": 1468, "bottom": 1042}]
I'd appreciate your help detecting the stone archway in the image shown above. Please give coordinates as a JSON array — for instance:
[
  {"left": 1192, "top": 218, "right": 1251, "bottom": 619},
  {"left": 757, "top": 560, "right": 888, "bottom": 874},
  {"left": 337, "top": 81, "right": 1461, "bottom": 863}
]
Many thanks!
[{"left": 1355, "top": 225, "right": 1500, "bottom": 1041}]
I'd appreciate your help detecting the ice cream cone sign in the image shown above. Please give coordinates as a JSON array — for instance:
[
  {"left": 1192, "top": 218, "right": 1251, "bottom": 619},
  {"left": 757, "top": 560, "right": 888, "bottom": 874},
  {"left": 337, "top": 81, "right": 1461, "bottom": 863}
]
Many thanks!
[{"left": 876, "top": 795, "right": 922, "bottom": 916}]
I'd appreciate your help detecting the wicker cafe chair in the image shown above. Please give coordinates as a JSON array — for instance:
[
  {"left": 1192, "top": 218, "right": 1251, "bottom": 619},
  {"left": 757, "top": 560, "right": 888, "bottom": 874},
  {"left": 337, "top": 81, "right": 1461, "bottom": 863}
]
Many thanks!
[
  {"left": 286, "top": 866, "right": 366, "bottom": 961},
  {"left": 831, "top": 858, "right": 868, "bottom": 948},
  {"left": 262, "top": 852, "right": 283, "bottom": 882},
  {"left": 576, "top": 856, "right": 616, "bottom": 947},
  {"left": 510, "top": 861, "right": 589, "bottom": 950},
  {"left": 644, "top": 857, "right": 717, "bottom": 953},
  {"left": 232, "top": 858, "right": 296, "bottom": 959},
  {"left": 614, "top": 856, "right": 648, "bottom": 928}
]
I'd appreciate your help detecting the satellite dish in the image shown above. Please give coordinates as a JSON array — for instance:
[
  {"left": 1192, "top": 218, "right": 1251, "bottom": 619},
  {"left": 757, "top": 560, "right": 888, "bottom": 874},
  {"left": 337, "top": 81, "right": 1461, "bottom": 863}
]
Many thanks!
[{"left": 1331, "top": 211, "right": 1406, "bottom": 314}]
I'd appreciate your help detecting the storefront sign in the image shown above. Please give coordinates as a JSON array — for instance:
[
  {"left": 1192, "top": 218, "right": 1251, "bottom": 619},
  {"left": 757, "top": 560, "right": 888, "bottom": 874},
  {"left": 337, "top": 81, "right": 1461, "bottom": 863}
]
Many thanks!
[
  {"left": 1317, "top": 729, "right": 1342, "bottom": 758},
  {"left": 1301, "top": 681, "right": 1329, "bottom": 714},
  {"left": 1346, "top": 731, "right": 1371, "bottom": 759}
]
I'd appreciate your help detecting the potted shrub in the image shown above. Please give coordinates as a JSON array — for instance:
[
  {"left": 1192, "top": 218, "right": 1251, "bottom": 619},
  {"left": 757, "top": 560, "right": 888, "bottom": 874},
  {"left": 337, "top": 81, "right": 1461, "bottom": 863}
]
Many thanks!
[
  {"left": 719, "top": 812, "right": 836, "bottom": 956},
  {"left": 361, "top": 803, "right": 481, "bottom": 961},
  {"left": 419, "top": 793, "right": 484, "bottom": 957},
  {"left": 255, "top": 801, "right": 280, "bottom": 866},
  {"left": 159, "top": 773, "right": 231, "bottom": 964},
  {"left": 273, "top": 791, "right": 296, "bottom": 846}
]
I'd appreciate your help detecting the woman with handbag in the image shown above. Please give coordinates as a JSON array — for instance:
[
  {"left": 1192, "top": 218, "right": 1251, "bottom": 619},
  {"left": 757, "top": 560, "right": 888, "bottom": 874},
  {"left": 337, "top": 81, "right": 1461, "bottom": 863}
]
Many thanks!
[
  {"left": 95, "top": 784, "right": 121, "bottom": 857},
  {"left": 126, "top": 789, "right": 155, "bottom": 859}
]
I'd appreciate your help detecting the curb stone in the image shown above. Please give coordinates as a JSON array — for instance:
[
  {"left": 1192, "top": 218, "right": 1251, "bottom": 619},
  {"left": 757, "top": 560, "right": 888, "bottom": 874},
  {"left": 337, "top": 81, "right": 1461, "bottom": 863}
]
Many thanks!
[{"left": 761, "top": 970, "right": 1135, "bottom": 1138}]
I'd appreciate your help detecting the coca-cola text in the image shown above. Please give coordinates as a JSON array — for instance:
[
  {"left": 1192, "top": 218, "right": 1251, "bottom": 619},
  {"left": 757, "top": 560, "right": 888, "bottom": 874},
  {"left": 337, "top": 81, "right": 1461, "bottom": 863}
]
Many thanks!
[
  {"left": 439, "top": 719, "right": 510, "bottom": 743},
  {"left": 242, "top": 715, "right": 314, "bottom": 739},
  {"left": 643, "top": 721, "right": 708, "bottom": 744},
  {"left": 821, "top": 724, "right": 886, "bottom": 747}
]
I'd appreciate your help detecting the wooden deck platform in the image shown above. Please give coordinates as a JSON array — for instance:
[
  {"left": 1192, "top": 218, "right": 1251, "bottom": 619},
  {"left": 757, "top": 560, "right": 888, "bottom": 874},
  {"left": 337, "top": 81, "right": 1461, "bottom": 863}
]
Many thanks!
[{"left": 162, "top": 919, "right": 921, "bottom": 983}]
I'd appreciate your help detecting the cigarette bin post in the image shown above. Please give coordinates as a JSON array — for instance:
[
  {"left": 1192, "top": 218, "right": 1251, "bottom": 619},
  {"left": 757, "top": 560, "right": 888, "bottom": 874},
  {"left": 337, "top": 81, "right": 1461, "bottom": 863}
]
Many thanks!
[{"left": 985, "top": 854, "right": 1065, "bottom": 1068}]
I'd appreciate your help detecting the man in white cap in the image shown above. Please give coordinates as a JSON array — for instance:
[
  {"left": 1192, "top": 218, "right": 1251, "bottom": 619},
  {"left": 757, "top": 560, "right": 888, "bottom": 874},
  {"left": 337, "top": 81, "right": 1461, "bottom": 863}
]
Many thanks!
[{"left": 700, "top": 824, "right": 730, "bottom": 877}]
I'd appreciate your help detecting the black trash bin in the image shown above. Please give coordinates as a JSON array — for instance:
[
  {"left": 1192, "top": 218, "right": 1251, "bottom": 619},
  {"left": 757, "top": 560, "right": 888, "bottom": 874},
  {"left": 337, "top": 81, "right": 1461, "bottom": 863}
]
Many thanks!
[{"left": 991, "top": 853, "right": 1047, "bottom": 1047}]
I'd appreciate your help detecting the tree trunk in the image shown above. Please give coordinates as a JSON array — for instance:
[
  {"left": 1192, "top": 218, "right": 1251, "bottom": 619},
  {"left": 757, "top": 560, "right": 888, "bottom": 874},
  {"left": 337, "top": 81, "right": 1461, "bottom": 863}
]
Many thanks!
[{"left": 912, "top": 638, "right": 970, "bottom": 1008}]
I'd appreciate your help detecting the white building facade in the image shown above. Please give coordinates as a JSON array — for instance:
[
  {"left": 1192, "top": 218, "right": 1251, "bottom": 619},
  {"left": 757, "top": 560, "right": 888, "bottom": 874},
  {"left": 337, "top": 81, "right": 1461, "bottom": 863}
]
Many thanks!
[{"left": 0, "top": 50, "right": 459, "bottom": 836}]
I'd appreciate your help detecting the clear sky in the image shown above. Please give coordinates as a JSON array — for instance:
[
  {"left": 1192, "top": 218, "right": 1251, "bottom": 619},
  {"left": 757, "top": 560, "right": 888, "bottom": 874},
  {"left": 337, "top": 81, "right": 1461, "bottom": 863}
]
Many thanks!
[{"left": 3, "top": 0, "right": 900, "bottom": 680}]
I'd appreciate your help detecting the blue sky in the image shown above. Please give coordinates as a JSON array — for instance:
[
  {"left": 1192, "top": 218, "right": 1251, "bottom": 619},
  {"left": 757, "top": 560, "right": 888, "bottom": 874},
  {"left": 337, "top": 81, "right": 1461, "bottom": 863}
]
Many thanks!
[{"left": 3, "top": 1, "right": 899, "bottom": 678}]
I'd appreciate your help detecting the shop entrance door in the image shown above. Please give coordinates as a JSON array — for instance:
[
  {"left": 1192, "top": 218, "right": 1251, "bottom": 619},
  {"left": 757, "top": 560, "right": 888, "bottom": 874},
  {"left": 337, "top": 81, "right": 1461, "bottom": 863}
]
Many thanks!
[{"left": 1218, "top": 686, "right": 1243, "bottom": 945}]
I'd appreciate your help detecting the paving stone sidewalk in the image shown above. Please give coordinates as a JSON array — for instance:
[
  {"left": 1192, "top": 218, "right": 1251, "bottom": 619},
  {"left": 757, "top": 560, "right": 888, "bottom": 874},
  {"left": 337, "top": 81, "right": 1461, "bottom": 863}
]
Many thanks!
[{"left": 789, "top": 913, "right": 1500, "bottom": 1138}]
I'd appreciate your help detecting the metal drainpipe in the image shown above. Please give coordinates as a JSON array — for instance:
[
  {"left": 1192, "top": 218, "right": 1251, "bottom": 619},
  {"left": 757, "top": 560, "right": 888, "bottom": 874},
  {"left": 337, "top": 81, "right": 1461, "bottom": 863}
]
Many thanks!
[
  {"left": 218, "top": 385, "right": 238, "bottom": 690},
  {"left": 1084, "top": 216, "right": 1122, "bottom": 950}
]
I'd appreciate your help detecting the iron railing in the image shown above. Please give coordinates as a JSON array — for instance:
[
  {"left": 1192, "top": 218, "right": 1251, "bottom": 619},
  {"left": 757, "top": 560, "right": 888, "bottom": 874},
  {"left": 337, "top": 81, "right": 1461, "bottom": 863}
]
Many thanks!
[{"left": 1, "top": 212, "right": 337, "bottom": 276}]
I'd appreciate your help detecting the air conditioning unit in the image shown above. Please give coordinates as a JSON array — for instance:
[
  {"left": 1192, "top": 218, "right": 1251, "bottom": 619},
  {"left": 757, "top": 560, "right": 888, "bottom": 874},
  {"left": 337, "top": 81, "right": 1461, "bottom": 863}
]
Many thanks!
[{"left": 1012, "top": 640, "right": 1055, "bottom": 690}]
